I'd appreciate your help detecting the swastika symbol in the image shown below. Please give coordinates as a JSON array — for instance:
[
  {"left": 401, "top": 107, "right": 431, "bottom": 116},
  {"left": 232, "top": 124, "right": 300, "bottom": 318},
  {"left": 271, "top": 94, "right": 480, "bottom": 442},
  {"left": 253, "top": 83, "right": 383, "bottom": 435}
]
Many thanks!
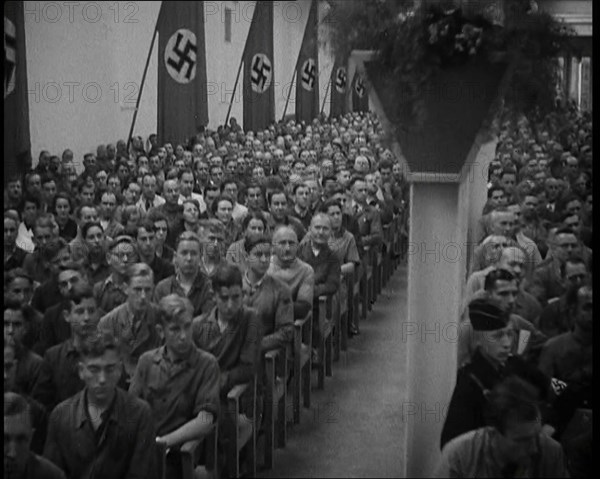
[
  {"left": 4, "top": 16, "right": 16, "bottom": 99},
  {"left": 355, "top": 75, "right": 365, "bottom": 98},
  {"left": 250, "top": 53, "right": 272, "bottom": 94},
  {"left": 301, "top": 58, "right": 316, "bottom": 91},
  {"left": 335, "top": 67, "right": 347, "bottom": 94},
  {"left": 164, "top": 29, "right": 197, "bottom": 84}
]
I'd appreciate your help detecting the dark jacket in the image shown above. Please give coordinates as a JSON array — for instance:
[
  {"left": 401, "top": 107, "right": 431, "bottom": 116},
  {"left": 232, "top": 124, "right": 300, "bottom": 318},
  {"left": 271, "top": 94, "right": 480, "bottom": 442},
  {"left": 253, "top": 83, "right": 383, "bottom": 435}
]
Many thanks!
[
  {"left": 440, "top": 349, "right": 551, "bottom": 449},
  {"left": 44, "top": 388, "right": 159, "bottom": 479}
]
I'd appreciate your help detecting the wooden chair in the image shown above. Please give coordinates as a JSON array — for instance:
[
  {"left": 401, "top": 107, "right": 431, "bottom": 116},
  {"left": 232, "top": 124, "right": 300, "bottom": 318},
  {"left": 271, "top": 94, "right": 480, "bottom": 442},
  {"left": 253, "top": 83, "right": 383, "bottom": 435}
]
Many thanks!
[
  {"left": 156, "top": 441, "right": 167, "bottom": 479},
  {"left": 263, "top": 346, "right": 288, "bottom": 469},
  {"left": 227, "top": 377, "right": 257, "bottom": 478},
  {"left": 315, "top": 295, "right": 334, "bottom": 389},
  {"left": 334, "top": 278, "right": 349, "bottom": 361},
  {"left": 155, "top": 424, "right": 219, "bottom": 479},
  {"left": 382, "top": 224, "right": 393, "bottom": 287},
  {"left": 291, "top": 311, "right": 312, "bottom": 424},
  {"left": 361, "top": 246, "right": 376, "bottom": 319},
  {"left": 350, "top": 264, "right": 362, "bottom": 334},
  {"left": 374, "top": 243, "right": 383, "bottom": 299}
]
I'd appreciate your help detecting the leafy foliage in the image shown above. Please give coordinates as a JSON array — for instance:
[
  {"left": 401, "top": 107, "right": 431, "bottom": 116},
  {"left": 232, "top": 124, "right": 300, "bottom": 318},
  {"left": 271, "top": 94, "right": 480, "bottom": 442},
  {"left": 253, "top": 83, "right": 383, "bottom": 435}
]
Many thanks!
[{"left": 325, "top": 0, "right": 575, "bottom": 127}]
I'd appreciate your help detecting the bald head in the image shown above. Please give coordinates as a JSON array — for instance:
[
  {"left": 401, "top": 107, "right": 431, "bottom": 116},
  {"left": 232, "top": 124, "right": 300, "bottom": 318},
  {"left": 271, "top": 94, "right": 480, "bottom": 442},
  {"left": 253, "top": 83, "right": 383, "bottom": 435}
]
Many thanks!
[
  {"left": 498, "top": 246, "right": 526, "bottom": 281},
  {"left": 272, "top": 226, "right": 298, "bottom": 264}
]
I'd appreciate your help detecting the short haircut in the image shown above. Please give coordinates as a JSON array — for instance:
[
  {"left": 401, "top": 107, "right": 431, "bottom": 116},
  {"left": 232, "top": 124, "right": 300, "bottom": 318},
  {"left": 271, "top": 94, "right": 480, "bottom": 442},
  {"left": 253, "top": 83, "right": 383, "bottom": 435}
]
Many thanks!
[
  {"left": 220, "top": 179, "right": 238, "bottom": 191},
  {"left": 487, "top": 185, "right": 506, "bottom": 199},
  {"left": 320, "top": 199, "right": 343, "bottom": 213},
  {"left": 211, "top": 263, "right": 243, "bottom": 290},
  {"left": 241, "top": 211, "right": 267, "bottom": 231},
  {"left": 182, "top": 198, "right": 200, "bottom": 212},
  {"left": 158, "top": 294, "right": 193, "bottom": 325},
  {"left": 177, "top": 168, "right": 194, "bottom": 181},
  {"left": 77, "top": 330, "right": 120, "bottom": 360},
  {"left": 348, "top": 176, "right": 366, "bottom": 189},
  {"left": 486, "top": 375, "right": 541, "bottom": 434},
  {"left": 147, "top": 209, "right": 168, "bottom": 225},
  {"left": 378, "top": 159, "right": 393, "bottom": 171},
  {"left": 244, "top": 233, "right": 272, "bottom": 254},
  {"left": 81, "top": 221, "right": 104, "bottom": 239},
  {"left": 175, "top": 231, "right": 202, "bottom": 251},
  {"left": 20, "top": 194, "right": 41, "bottom": 211},
  {"left": 121, "top": 205, "right": 140, "bottom": 225},
  {"left": 66, "top": 283, "right": 95, "bottom": 312},
  {"left": 42, "top": 237, "right": 69, "bottom": 261},
  {"left": 3, "top": 293, "right": 23, "bottom": 312},
  {"left": 34, "top": 214, "right": 56, "bottom": 232},
  {"left": 131, "top": 219, "right": 156, "bottom": 239},
  {"left": 199, "top": 218, "right": 226, "bottom": 236},
  {"left": 210, "top": 194, "right": 234, "bottom": 215},
  {"left": 484, "top": 268, "right": 517, "bottom": 291},
  {"left": 125, "top": 262, "right": 154, "bottom": 285},
  {"left": 264, "top": 176, "right": 284, "bottom": 191},
  {"left": 204, "top": 184, "right": 220, "bottom": 195},
  {"left": 76, "top": 204, "right": 98, "bottom": 220},
  {"left": 554, "top": 226, "right": 577, "bottom": 238},
  {"left": 560, "top": 255, "right": 587, "bottom": 277},
  {"left": 58, "top": 260, "right": 86, "bottom": 274},
  {"left": 4, "top": 392, "right": 33, "bottom": 424},
  {"left": 293, "top": 183, "right": 308, "bottom": 195},
  {"left": 267, "top": 189, "right": 287, "bottom": 205}
]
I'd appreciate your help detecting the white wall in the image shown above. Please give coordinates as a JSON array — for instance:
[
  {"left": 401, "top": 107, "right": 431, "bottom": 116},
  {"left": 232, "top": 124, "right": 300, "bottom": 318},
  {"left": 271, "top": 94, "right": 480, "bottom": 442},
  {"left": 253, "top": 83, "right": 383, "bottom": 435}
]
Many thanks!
[
  {"left": 273, "top": 0, "right": 310, "bottom": 121},
  {"left": 25, "top": 0, "right": 332, "bottom": 170},
  {"left": 25, "top": 0, "right": 161, "bottom": 170}
]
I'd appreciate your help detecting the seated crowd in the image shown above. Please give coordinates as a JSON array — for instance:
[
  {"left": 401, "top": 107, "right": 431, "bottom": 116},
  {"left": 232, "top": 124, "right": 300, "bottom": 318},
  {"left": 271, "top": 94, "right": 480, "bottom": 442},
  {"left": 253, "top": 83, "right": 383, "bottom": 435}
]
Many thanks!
[
  {"left": 3, "top": 111, "right": 408, "bottom": 478},
  {"left": 439, "top": 106, "right": 593, "bottom": 477}
]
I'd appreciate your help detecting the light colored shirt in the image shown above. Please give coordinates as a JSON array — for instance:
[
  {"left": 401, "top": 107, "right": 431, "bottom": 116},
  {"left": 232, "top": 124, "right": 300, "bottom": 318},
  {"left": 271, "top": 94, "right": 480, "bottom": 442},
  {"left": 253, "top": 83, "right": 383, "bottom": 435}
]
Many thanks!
[
  {"left": 434, "top": 427, "right": 568, "bottom": 478},
  {"left": 232, "top": 203, "right": 248, "bottom": 223},
  {"left": 178, "top": 192, "right": 207, "bottom": 213},
  {"left": 16, "top": 222, "right": 35, "bottom": 253},
  {"left": 136, "top": 194, "right": 166, "bottom": 214},
  {"left": 267, "top": 256, "right": 314, "bottom": 307}
]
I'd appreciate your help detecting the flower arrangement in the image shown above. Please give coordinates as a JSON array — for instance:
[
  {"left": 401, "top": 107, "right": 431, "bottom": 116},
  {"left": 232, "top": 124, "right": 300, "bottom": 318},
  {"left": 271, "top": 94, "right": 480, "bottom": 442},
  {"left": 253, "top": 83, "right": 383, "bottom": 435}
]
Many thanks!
[{"left": 325, "top": 0, "right": 575, "bottom": 129}]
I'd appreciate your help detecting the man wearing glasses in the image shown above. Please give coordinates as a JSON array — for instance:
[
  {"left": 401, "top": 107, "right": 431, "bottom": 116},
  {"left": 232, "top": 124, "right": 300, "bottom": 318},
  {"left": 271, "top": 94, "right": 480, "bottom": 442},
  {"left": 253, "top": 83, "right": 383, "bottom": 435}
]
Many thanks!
[{"left": 93, "top": 236, "right": 139, "bottom": 313}]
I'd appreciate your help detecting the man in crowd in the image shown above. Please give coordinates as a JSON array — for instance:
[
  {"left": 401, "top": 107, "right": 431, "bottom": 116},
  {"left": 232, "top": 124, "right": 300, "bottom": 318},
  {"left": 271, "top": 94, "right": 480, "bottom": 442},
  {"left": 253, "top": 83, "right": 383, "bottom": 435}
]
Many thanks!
[
  {"left": 442, "top": 297, "right": 550, "bottom": 448},
  {"left": 268, "top": 226, "right": 314, "bottom": 320},
  {"left": 98, "top": 263, "right": 162, "bottom": 383},
  {"left": 5, "top": 392, "right": 66, "bottom": 479},
  {"left": 154, "top": 232, "right": 215, "bottom": 317},
  {"left": 129, "top": 294, "right": 221, "bottom": 478},
  {"left": 44, "top": 330, "right": 159, "bottom": 478},
  {"left": 436, "top": 376, "right": 568, "bottom": 478}
]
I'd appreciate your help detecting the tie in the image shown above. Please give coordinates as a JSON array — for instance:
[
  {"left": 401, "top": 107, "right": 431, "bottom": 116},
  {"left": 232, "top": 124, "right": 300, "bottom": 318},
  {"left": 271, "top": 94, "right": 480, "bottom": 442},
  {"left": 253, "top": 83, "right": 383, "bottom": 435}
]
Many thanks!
[
  {"left": 146, "top": 199, "right": 152, "bottom": 211},
  {"left": 354, "top": 204, "right": 360, "bottom": 215}
]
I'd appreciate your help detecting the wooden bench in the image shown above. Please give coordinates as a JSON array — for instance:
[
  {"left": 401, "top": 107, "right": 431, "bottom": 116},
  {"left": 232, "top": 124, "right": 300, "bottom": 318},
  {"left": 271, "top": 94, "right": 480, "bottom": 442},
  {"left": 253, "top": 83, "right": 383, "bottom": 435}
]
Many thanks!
[
  {"left": 227, "top": 378, "right": 257, "bottom": 478},
  {"left": 291, "top": 311, "right": 312, "bottom": 424},
  {"left": 263, "top": 347, "right": 288, "bottom": 469},
  {"left": 314, "top": 295, "right": 334, "bottom": 389}
]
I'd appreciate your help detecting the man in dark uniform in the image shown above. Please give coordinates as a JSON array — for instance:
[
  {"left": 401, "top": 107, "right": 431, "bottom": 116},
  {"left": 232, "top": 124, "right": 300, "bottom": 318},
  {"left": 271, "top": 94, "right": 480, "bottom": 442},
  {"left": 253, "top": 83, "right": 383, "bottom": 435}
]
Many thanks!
[{"left": 440, "top": 297, "right": 551, "bottom": 449}]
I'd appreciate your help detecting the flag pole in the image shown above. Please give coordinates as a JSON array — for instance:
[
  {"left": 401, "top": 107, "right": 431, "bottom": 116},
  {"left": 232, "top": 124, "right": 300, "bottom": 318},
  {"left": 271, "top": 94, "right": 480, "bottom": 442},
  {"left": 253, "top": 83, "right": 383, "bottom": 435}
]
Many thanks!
[
  {"left": 281, "top": 70, "right": 297, "bottom": 121},
  {"left": 320, "top": 70, "right": 331, "bottom": 115},
  {"left": 127, "top": 4, "right": 161, "bottom": 151},
  {"left": 224, "top": 54, "right": 245, "bottom": 127},
  {"left": 225, "top": 1, "right": 260, "bottom": 127}
]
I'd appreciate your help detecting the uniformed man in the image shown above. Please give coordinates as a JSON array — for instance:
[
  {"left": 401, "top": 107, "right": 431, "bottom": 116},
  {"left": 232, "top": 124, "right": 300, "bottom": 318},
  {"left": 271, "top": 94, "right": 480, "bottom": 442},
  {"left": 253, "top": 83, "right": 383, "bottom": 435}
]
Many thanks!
[{"left": 440, "top": 297, "right": 551, "bottom": 449}]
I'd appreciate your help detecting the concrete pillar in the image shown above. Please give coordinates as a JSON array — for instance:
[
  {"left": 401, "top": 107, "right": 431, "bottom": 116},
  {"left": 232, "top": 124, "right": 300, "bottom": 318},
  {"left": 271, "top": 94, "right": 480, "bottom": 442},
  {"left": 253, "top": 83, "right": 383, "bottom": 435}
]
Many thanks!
[{"left": 404, "top": 182, "right": 462, "bottom": 477}]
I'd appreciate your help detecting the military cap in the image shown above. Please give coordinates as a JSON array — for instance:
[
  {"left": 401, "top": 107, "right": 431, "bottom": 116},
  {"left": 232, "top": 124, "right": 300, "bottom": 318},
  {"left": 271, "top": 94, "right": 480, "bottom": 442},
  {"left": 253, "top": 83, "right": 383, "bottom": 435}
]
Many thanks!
[{"left": 468, "top": 297, "right": 509, "bottom": 331}]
